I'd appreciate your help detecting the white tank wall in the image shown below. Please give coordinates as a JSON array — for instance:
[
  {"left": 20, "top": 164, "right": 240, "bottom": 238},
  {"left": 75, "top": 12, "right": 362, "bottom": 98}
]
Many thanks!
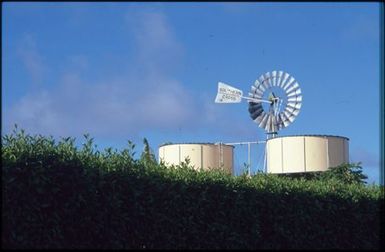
[
  {"left": 158, "top": 143, "right": 234, "bottom": 174},
  {"left": 267, "top": 135, "right": 349, "bottom": 174}
]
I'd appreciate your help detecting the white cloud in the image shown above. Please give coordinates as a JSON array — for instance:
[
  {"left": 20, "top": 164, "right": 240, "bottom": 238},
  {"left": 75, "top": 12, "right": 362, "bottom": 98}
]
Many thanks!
[
  {"left": 125, "top": 9, "right": 184, "bottom": 75},
  {"left": 17, "top": 33, "right": 46, "bottom": 84},
  {"left": 5, "top": 8, "right": 259, "bottom": 141},
  {"left": 5, "top": 10, "right": 198, "bottom": 138},
  {"left": 7, "top": 90, "right": 64, "bottom": 135}
]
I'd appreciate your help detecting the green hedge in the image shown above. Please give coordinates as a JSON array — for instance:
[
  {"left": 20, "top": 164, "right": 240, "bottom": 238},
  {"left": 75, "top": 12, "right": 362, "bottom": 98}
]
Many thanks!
[{"left": 2, "top": 129, "right": 384, "bottom": 249}]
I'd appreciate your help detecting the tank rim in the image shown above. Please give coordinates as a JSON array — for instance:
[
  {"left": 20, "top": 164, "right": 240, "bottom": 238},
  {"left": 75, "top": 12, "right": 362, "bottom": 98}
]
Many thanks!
[
  {"left": 159, "top": 142, "right": 235, "bottom": 148},
  {"left": 266, "top": 134, "right": 349, "bottom": 141}
]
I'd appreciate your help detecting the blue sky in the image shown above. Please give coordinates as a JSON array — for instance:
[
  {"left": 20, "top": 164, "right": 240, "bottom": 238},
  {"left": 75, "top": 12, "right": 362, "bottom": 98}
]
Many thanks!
[{"left": 2, "top": 2, "right": 382, "bottom": 183}]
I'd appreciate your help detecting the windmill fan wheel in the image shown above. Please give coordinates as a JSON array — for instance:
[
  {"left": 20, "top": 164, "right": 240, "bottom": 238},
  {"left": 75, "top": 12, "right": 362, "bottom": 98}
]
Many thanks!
[{"left": 248, "top": 70, "right": 302, "bottom": 133}]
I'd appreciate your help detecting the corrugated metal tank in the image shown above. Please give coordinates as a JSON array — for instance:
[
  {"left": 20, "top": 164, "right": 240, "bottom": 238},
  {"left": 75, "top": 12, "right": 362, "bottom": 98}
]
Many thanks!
[
  {"left": 266, "top": 135, "right": 349, "bottom": 173},
  {"left": 158, "top": 143, "right": 234, "bottom": 174}
]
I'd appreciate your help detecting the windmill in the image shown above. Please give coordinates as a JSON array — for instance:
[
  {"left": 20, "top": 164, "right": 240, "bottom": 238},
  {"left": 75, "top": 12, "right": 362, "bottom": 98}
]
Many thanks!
[
  {"left": 158, "top": 70, "right": 347, "bottom": 175},
  {"left": 215, "top": 70, "right": 303, "bottom": 173}
]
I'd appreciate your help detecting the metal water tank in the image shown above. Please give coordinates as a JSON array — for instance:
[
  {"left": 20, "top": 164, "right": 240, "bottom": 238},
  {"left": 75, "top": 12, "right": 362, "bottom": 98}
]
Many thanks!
[
  {"left": 158, "top": 143, "right": 234, "bottom": 174},
  {"left": 266, "top": 135, "right": 349, "bottom": 173}
]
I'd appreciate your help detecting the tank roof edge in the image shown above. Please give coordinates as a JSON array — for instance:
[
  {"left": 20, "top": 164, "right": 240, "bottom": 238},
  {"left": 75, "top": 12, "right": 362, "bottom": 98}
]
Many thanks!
[
  {"left": 158, "top": 142, "right": 235, "bottom": 148},
  {"left": 266, "top": 134, "right": 349, "bottom": 141}
]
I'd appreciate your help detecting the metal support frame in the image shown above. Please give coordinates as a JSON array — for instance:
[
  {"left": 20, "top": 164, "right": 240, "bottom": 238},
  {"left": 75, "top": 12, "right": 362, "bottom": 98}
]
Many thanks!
[
  {"left": 248, "top": 142, "right": 250, "bottom": 176},
  {"left": 264, "top": 142, "right": 268, "bottom": 173},
  {"left": 223, "top": 140, "right": 266, "bottom": 176}
]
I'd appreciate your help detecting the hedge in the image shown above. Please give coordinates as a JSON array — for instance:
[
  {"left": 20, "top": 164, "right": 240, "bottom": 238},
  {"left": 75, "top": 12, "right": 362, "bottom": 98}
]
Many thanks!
[{"left": 2, "top": 129, "right": 384, "bottom": 249}]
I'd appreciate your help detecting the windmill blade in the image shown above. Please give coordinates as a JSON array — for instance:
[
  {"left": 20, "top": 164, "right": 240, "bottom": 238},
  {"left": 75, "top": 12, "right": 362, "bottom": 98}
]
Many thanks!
[
  {"left": 250, "top": 107, "right": 264, "bottom": 119},
  {"left": 249, "top": 91, "right": 263, "bottom": 99},
  {"left": 288, "top": 96, "right": 302, "bottom": 103},
  {"left": 251, "top": 84, "right": 265, "bottom": 97},
  {"left": 280, "top": 112, "right": 291, "bottom": 128},
  {"left": 279, "top": 72, "right": 290, "bottom": 88},
  {"left": 259, "top": 73, "right": 269, "bottom": 90},
  {"left": 258, "top": 85, "right": 266, "bottom": 93},
  {"left": 285, "top": 82, "right": 300, "bottom": 93},
  {"left": 249, "top": 101, "right": 263, "bottom": 111},
  {"left": 277, "top": 113, "right": 286, "bottom": 129},
  {"left": 287, "top": 102, "right": 301, "bottom": 110},
  {"left": 254, "top": 112, "right": 266, "bottom": 124},
  {"left": 286, "top": 87, "right": 301, "bottom": 96},
  {"left": 256, "top": 80, "right": 266, "bottom": 92},
  {"left": 283, "top": 76, "right": 296, "bottom": 91},
  {"left": 276, "top": 71, "right": 284, "bottom": 87},
  {"left": 285, "top": 106, "right": 296, "bottom": 115},
  {"left": 279, "top": 111, "right": 289, "bottom": 122},
  {"left": 286, "top": 115, "right": 295, "bottom": 124},
  {"left": 268, "top": 114, "right": 279, "bottom": 133},
  {"left": 264, "top": 72, "right": 272, "bottom": 88},
  {"left": 271, "top": 71, "right": 277, "bottom": 86},
  {"left": 275, "top": 115, "right": 283, "bottom": 130},
  {"left": 285, "top": 112, "right": 295, "bottom": 122},
  {"left": 249, "top": 103, "right": 263, "bottom": 119},
  {"left": 254, "top": 81, "right": 266, "bottom": 93},
  {"left": 259, "top": 113, "right": 270, "bottom": 129},
  {"left": 264, "top": 114, "right": 273, "bottom": 132},
  {"left": 283, "top": 110, "right": 294, "bottom": 121},
  {"left": 287, "top": 89, "right": 302, "bottom": 98},
  {"left": 258, "top": 75, "right": 266, "bottom": 87},
  {"left": 256, "top": 89, "right": 264, "bottom": 97},
  {"left": 295, "top": 102, "right": 302, "bottom": 110},
  {"left": 292, "top": 109, "right": 300, "bottom": 117},
  {"left": 248, "top": 103, "right": 256, "bottom": 113}
]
